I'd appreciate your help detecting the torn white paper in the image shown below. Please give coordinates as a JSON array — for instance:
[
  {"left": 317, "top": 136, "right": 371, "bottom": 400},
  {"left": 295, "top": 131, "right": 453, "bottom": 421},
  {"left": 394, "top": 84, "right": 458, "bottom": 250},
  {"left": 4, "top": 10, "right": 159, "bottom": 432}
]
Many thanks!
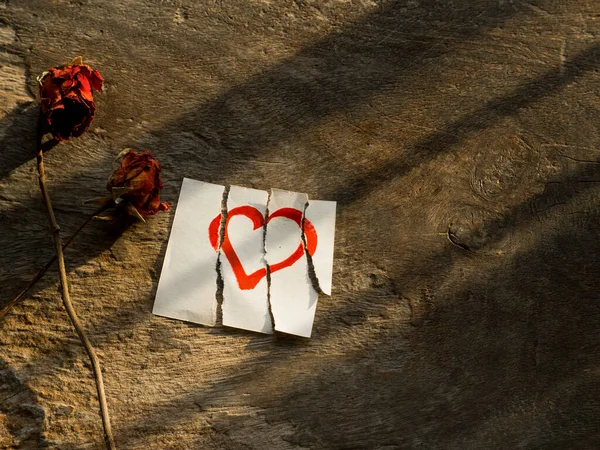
[
  {"left": 220, "top": 186, "right": 273, "bottom": 334},
  {"left": 265, "top": 189, "right": 318, "bottom": 338},
  {"left": 153, "top": 178, "right": 224, "bottom": 325},
  {"left": 304, "top": 200, "right": 337, "bottom": 295},
  {"left": 153, "top": 178, "right": 337, "bottom": 338}
]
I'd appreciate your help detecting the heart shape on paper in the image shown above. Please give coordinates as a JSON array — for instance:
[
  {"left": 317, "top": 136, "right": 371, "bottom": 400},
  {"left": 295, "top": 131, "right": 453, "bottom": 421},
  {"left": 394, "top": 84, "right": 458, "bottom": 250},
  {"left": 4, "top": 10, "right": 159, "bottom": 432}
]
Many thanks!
[{"left": 208, "top": 206, "right": 317, "bottom": 290}]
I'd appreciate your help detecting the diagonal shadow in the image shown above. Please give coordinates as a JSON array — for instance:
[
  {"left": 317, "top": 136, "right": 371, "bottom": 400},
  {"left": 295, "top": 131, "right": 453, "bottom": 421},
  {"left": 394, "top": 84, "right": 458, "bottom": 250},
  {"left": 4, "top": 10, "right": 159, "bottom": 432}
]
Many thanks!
[
  {"left": 0, "top": 102, "right": 37, "bottom": 181},
  {"left": 142, "top": 0, "right": 531, "bottom": 182},
  {"left": 328, "top": 42, "right": 600, "bottom": 206},
  {"left": 109, "top": 154, "right": 600, "bottom": 448},
  {"left": 0, "top": 0, "right": 531, "bottom": 299},
  {"left": 50, "top": 38, "right": 600, "bottom": 360},
  {"left": 0, "top": 0, "right": 534, "bottom": 337},
  {"left": 102, "top": 32, "right": 600, "bottom": 445},
  {"left": 1, "top": 1, "right": 594, "bottom": 447},
  {"left": 0, "top": 359, "right": 46, "bottom": 448}
]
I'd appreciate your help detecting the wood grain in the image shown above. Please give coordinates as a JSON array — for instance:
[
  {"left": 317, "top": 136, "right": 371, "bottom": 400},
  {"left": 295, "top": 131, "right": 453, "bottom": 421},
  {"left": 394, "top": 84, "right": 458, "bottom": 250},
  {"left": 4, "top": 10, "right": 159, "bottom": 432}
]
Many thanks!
[{"left": 1, "top": 1, "right": 600, "bottom": 448}]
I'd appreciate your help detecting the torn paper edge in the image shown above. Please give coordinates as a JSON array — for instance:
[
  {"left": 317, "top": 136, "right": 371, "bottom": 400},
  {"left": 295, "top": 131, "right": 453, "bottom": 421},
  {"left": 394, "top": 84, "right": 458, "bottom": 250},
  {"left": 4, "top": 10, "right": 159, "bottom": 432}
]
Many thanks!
[
  {"left": 264, "top": 189, "right": 277, "bottom": 332},
  {"left": 214, "top": 185, "right": 230, "bottom": 326},
  {"left": 303, "top": 199, "right": 337, "bottom": 296},
  {"left": 153, "top": 178, "right": 223, "bottom": 326},
  {"left": 266, "top": 188, "right": 318, "bottom": 338},
  {"left": 220, "top": 185, "right": 273, "bottom": 334}
]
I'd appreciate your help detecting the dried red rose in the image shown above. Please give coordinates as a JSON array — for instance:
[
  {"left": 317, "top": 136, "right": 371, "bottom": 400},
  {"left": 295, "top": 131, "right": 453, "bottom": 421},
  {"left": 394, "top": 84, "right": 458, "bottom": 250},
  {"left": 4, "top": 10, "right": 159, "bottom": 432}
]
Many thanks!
[
  {"left": 38, "top": 56, "right": 103, "bottom": 141},
  {"left": 107, "top": 149, "right": 170, "bottom": 220}
]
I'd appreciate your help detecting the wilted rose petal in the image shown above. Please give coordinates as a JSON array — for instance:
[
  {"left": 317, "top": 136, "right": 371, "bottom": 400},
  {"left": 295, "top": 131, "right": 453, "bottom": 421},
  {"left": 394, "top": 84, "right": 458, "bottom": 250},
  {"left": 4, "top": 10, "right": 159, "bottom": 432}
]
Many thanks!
[
  {"left": 39, "top": 57, "right": 104, "bottom": 141},
  {"left": 107, "top": 149, "right": 170, "bottom": 220}
]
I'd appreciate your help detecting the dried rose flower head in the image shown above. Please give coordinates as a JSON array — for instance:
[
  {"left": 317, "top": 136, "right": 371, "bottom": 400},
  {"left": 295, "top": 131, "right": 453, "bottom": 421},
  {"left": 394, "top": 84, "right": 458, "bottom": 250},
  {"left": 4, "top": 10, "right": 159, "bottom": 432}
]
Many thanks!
[
  {"left": 38, "top": 56, "right": 103, "bottom": 141},
  {"left": 107, "top": 149, "right": 170, "bottom": 221}
]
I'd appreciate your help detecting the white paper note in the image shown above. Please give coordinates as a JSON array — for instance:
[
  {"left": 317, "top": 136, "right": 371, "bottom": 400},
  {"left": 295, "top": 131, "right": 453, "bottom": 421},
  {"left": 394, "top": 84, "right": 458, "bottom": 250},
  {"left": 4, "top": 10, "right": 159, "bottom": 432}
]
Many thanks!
[
  {"left": 153, "top": 178, "right": 224, "bottom": 325},
  {"left": 266, "top": 189, "right": 318, "bottom": 338},
  {"left": 154, "top": 178, "right": 336, "bottom": 338},
  {"left": 220, "top": 186, "right": 273, "bottom": 334},
  {"left": 304, "top": 200, "right": 337, "bottom": 295}
]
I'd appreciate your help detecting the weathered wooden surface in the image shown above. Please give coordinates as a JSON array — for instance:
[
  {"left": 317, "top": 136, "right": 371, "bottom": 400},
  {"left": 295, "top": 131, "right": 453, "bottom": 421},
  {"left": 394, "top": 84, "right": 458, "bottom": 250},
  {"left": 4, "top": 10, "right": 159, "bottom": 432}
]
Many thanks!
[{"left": 1, "top": 0, "right": 600, "bottom": 448}]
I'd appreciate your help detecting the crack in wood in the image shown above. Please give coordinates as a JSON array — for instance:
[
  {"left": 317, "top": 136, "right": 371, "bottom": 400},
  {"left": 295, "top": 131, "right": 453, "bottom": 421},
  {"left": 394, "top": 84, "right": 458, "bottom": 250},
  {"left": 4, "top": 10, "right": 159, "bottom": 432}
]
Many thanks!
[
  {"left": 558, "top": 153, "right": 600, "bottom": 164},
  {"left": 446, "top": 228, "right": 476, "bottom": 254},
  {"left": 0, "top": 388, "right": 28, "bottom": 405}
]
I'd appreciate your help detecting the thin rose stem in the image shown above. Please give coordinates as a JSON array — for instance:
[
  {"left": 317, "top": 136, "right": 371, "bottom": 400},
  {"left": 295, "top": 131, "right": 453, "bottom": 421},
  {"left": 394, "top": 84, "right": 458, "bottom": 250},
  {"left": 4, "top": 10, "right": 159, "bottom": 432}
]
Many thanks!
[
  {"left": 35, "top": 116, "right": 116, "bottom": 450},
  {"left": 0, "top": 202, "right": 111, "bottom": 320}
]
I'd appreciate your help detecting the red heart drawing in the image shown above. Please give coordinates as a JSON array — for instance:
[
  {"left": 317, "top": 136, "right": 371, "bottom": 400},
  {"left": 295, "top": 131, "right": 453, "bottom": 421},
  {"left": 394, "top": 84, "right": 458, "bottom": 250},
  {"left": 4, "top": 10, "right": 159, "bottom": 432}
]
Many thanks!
[{"left": 208, "top": 206, "right": 317, "bottom": 290}]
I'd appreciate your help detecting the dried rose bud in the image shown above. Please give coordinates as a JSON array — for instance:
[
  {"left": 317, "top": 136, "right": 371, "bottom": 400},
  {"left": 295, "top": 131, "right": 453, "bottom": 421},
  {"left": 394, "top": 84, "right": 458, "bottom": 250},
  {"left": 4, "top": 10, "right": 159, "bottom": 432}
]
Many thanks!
[
  {"left": 107, "top": 149, "right": 170, "bottom": 220},
  {"left": 38, "top": 56, "right": 103, "bottom": 141}
]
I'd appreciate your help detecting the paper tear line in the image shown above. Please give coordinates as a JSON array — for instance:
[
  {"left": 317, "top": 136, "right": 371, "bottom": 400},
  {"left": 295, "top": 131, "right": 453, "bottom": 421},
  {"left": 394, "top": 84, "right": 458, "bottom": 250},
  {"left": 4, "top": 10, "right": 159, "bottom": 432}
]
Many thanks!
[
  {"left": 301, "top": 200, "right": 325, "bottom": 295},
  {"left": 263, "top": 189, "right": 276, "bottom": 331},
  {"left": 214, "top": 185, "right": 230, "bottom": 326},
  {"left": 261, "top": 192, "right": 323, "bottom": 295},
  {"left": 215, "top": 186, "right": 325, "bottom": 332}
]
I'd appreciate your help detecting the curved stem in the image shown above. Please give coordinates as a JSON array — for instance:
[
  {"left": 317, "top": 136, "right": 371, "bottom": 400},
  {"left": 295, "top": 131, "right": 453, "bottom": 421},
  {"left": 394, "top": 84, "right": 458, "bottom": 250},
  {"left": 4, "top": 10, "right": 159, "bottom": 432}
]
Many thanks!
[
  {"left": 35, "top": 117, "right": 116, "bottom": 450},
  {"left": 0, "top": 202, "right": 111, "bottom": 321}
]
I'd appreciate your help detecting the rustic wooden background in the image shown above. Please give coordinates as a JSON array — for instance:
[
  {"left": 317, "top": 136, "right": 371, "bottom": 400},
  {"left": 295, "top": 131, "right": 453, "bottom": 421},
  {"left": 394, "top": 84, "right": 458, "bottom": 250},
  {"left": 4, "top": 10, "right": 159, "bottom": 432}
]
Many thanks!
[{"left": 1, "top": 0, "right": 600, "bottom": 448}]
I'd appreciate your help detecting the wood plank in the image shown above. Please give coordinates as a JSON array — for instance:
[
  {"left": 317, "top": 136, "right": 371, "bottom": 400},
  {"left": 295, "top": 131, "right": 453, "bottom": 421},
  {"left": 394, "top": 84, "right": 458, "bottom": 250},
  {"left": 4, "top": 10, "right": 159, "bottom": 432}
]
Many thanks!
[{"left": 1, "top": 1, "right": 600, "bottom": 448}]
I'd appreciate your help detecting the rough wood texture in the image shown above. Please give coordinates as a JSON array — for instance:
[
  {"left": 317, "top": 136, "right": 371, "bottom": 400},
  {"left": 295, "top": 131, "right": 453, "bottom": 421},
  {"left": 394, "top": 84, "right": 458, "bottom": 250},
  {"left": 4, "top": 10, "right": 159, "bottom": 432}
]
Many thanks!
[{"left": 1, "top": 1, "right": 600, "bottom": 448}]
